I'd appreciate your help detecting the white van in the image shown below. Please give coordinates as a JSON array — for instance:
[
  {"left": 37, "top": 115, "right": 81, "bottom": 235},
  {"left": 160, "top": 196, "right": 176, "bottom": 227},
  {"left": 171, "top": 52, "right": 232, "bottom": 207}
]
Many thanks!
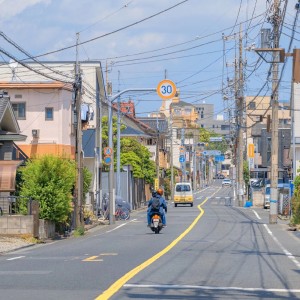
[{"left": 174, "top": 182, "right": 193, "bottom": 207}]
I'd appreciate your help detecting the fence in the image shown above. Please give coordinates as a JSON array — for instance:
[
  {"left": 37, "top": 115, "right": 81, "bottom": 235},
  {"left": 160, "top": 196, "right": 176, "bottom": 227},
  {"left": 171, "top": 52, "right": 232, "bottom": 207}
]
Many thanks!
[{"left": 0, "top": 196, "right": 31, "bottom": 216}]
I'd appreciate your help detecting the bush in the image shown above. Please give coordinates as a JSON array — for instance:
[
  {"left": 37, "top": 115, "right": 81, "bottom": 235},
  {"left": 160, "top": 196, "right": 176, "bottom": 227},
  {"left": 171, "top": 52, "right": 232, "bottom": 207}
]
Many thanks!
[{"left": 73, "top": 226, "right": 85, "bottom": 237}]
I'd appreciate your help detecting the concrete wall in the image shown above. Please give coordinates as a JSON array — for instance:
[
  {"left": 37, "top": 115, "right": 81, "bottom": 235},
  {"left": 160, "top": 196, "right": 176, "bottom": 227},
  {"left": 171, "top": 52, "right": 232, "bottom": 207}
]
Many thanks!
[
  {"left": 0, "top": 216, "right": 55, "bottom": 239},
  {"left": 0, "top": 215, "right": 34, "bottom": 235}
]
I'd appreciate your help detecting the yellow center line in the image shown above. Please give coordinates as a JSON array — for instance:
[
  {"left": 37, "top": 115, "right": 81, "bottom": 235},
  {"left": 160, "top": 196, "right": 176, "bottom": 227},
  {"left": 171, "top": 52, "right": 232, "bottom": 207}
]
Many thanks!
[
  {"left": 95, "top": 188, "right": 221, "bottom": 300},
  {"left": 83, "top": 256, "right": 103, "bottom": 262}
]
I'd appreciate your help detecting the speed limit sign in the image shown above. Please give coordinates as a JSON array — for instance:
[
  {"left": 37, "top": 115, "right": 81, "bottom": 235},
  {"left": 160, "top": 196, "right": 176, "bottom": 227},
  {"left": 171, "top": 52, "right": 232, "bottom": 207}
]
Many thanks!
[{"left": 157, "top": 79, "right": 177, "bottom": 100}]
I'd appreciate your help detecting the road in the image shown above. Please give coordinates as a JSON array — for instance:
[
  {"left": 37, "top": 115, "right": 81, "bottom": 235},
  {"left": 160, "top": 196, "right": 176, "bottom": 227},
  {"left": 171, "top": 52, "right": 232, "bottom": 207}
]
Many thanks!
[{"left": 0, "top": 180, "right": 300, "bottom": 300}]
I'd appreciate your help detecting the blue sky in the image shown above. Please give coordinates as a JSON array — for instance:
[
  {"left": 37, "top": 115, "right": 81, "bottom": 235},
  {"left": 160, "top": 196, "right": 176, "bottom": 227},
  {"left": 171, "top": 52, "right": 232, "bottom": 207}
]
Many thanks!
[{"left": 0, "top": 0, "right": 298, "bottom": 117}]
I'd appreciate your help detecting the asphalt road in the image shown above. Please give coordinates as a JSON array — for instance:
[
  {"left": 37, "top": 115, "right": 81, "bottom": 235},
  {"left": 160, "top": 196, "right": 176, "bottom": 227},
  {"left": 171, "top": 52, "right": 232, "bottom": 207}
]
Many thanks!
[{"left": 1, "top": 180, "right": 300, "bottom": 300}]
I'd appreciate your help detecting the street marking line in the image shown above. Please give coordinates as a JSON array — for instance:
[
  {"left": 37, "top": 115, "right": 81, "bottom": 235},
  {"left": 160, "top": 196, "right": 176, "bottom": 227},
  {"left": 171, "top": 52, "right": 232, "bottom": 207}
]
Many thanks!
[
  {"left": 106, "top": 223, "right": 127, "bottom": 233},
  {"left": 95, "top": 187, "right": 221, "bottom": 300},
  {"left": 99, "top": 253, "right": 118, "bottom": 256},
  {"left": 123, "top": 283, "right": 300, "bottom": 293},
  {"left": 6, "top": 256, "right": 25, "bottom": 261},
  {"left": 263, "top": 224, "right": 300, "bottom": 268},
  {"left": 83, "top": 256, "right": 103, "bottom": 262},
  {"left": 252, "top": 210, "right": 261, "bottom": 220}
]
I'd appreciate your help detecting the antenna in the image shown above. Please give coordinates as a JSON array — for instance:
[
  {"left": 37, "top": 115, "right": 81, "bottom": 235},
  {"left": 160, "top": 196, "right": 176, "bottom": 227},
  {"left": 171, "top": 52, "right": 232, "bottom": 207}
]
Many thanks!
[{"left": 8, "top": 59, "right": 18, "bottom": 81}]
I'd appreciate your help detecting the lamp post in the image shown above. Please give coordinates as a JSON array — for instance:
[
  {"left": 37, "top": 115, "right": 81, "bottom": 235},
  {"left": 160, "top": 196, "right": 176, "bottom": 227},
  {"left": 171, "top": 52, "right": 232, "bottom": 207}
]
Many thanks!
[{"left": 107, "top": 88, "right": 156, "bottom": 224}]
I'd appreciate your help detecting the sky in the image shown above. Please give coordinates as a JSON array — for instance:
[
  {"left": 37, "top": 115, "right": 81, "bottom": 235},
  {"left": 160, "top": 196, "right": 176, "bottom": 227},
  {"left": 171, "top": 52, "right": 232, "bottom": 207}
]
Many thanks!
[{"left": 0, "top": 0, "right": 299, "bottom": 118}]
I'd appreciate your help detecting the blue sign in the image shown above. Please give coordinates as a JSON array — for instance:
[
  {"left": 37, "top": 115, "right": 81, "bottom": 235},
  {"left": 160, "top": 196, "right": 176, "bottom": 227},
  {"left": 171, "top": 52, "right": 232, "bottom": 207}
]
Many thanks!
[
  {"left": 104, "top": 156, "right": 112, "bottom": 165},
  {"left": 290, "top": 180, "right": 294, "bottom": 198},
  {"left": 179, "top": 155, "right": 185, "bottom": 163},
  {"left": 215, "top": 155, "right": 225, "bottom": 162}
]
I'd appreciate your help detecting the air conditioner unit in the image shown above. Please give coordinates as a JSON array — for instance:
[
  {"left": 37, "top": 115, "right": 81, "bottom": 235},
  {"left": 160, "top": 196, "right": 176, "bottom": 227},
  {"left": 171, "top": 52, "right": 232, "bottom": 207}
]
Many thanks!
[{"left": 32, "top": 129, "right": 40, "bottom": 138}]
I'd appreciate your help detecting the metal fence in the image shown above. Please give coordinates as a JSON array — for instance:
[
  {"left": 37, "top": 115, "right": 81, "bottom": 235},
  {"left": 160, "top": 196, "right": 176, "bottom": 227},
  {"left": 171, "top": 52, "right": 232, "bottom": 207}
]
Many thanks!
[{"left": 0, "top": 196, "right": 31, "bottom": 216}]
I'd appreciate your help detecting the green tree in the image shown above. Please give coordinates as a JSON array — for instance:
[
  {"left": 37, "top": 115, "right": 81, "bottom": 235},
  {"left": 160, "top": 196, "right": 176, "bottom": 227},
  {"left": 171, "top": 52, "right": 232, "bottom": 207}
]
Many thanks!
[
  {"left": 17, "top": 155, "right": 92, "bottom": 224},
  {"left": 291, "top": 173, "right": 300, "bottom": 224},
  {"left": 120, "top": 138, "right": 156, "bottom": 184},
  {"left": 199, "top": 128, "right": 229, "bottom": 154}
]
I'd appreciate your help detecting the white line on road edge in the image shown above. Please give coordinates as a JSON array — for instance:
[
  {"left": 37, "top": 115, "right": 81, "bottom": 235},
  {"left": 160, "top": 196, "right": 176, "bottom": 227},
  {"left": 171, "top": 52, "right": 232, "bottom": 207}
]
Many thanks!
[
  {"left": 123, "top": 283, "right": 300, "bottom": 293},
  {"left": 6, "top": 256, "right": 25, "bottom": 261},
  {"left": 106, "top": 223, "right": 127, "bottom": 233},
  {"left": 252, "top": 210, "right": 261, "bottom": 220},
  {"left": 263, "top": 224, "right": 300, "bottom": 268}
]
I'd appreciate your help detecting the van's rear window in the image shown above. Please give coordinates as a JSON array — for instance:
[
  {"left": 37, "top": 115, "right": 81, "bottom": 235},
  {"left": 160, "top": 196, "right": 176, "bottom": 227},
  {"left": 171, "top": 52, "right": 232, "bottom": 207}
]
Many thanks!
[{"left": 176, "top": 185, "right": 191, "bottom": 192}]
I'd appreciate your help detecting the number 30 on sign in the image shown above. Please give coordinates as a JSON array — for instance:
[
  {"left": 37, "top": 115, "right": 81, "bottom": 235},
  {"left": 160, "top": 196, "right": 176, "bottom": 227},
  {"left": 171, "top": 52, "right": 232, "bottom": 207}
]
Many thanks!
[{"left": 157, "top": 79, "right": 177, "bottom": 100}]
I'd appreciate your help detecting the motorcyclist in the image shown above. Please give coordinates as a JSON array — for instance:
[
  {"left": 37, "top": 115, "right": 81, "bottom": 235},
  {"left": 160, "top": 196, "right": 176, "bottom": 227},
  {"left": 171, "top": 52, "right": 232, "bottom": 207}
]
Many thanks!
[{"left": 147, "top": 188, "right": 167, "bottom": 227}]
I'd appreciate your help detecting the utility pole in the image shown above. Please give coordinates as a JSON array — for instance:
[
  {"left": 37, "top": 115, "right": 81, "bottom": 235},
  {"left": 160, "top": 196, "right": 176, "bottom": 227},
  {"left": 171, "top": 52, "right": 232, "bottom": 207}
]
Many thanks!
[
  {"left": 236, "top": 25, "right": 244, "bottom": 207},
  {"left": 269, "top": 0, "right": 280, "bottom": 224},
  {"left": 170, "top": 114, "right": 174, "bottom": 201},
  {"left": 156, "top": 114, "right": 160, "bottom": 182},
  {"left": 95, "top": 66, "right": 106, "bottom": 214},
  {"left": 74, "top": 33, "right": 83, "bottom": 227}
]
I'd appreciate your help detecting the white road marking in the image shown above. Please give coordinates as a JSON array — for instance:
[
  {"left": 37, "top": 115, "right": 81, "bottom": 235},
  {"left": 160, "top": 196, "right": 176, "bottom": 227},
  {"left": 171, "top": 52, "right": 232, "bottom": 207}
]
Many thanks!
[
  {"left": 106, "top": 223, "right": 127, "bottom": 233},
  {"left": 263, "top": 224, "right": 300, "bottom": 268},
  {"left": 6, "top": 256, "right": 25, "bottom": 261},
  {"left": 252, "top": 210, "right": 261, "bottom": 220},
  {"left": 123, "top": 283, "right": 300, "bottom": 293}
]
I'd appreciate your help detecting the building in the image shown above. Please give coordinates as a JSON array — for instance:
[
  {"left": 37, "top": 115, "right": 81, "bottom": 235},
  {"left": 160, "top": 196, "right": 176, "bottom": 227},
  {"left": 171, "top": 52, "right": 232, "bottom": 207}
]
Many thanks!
[
  {"left": 194, "top": 103, "right": 230, "bottom": 135},
  {"left": 0, "top": 91, "right": 26, "bottom": 197},
  {"left": 0, "top": 81, "right": 74, "bottom": 158}
]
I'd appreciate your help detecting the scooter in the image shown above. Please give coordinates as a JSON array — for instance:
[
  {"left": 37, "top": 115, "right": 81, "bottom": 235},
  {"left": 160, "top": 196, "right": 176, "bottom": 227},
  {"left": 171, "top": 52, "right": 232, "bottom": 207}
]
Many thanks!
[{"left": 150, "top": 213, "right": 163, "bottom": 234}]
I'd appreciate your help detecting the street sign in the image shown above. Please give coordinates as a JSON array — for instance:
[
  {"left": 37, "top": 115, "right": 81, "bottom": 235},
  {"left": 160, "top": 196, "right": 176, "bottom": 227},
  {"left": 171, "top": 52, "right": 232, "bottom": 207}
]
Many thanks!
[
  {"left": 179, "top": 146, "right": 185, "bottom": 154},
  {"left": 104, "top": 147, "right": 113, "bottom": 156},
  {"left": 215, "top": 155, "right": 225, "bottom": 162},
  {"left": 154, "top": 178, "right": 159, "bottom": 190},
  {"left": 179, "top": 155, "right": 185, "bottom": 163},
  {"left": 156, "top": 79, "right": 177, "bottom": 100},
  {"left": 203, "top": 150, "right": 221, "bottom": 156},
  {"left": 248, "top": 143, "right": 254, "bottom": 158},
  {"left": 209, "top": 137, "right": 223, "bottom": 142},
  {"left": 104, "top": 156, "right": 112, "bottom": 165}
]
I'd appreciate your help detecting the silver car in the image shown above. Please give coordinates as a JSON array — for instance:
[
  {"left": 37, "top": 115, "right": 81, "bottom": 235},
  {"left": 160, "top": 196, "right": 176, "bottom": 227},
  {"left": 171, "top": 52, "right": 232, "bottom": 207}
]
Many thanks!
[{"left": 222, "top": 178, "right": 232, "bottom": 187}]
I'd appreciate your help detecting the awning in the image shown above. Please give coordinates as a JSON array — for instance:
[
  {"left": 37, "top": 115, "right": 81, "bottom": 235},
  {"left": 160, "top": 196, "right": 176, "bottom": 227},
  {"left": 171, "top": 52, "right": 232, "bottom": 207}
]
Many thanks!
[{"left": 0, "top": 160, "right": 23, "bottom": 192}]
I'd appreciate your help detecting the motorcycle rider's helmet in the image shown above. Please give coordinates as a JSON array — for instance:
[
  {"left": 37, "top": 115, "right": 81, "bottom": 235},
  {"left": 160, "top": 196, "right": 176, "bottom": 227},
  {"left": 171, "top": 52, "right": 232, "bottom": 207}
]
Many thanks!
[{"left": 157, "top": 188, "right": 163, "bottom": 196}]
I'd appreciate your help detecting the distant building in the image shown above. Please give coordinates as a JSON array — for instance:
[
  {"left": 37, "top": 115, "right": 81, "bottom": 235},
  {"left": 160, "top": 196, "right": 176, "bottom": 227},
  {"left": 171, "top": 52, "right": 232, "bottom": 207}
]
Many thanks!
[{"left": 194, "top": 103, "right": 230, "bottom": 135}]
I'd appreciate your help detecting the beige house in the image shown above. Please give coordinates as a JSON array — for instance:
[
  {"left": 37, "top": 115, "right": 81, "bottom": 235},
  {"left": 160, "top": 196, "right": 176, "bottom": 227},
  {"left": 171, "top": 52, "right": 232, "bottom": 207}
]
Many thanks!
[{"left": 0, "top": 81, "right": 74, "bottom": 159}]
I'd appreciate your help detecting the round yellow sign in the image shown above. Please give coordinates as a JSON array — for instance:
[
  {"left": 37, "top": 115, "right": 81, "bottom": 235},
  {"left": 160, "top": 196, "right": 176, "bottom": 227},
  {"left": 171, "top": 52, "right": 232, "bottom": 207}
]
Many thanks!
[{"left": 156, "top": 79, "right": 177, "bottom": 100}]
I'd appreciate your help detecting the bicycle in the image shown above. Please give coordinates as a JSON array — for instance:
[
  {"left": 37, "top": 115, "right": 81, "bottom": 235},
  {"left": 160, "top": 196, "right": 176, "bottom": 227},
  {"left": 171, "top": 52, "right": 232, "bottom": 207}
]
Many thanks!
[{"left": 115, "top": 205, "right": 130, "bottom": 221}]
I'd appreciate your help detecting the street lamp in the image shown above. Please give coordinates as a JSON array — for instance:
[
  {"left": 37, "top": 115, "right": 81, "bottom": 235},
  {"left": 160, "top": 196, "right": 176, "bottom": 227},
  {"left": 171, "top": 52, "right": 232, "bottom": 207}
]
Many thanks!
[{"left": 107, "top": 88, "right": 156, "bottom": 224}]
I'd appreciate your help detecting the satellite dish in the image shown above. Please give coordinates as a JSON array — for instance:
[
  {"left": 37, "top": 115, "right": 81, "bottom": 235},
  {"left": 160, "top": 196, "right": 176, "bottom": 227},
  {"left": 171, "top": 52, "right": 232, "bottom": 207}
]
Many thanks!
[{"left": 8, "top": 59, "right": 18, "bottom": 81}]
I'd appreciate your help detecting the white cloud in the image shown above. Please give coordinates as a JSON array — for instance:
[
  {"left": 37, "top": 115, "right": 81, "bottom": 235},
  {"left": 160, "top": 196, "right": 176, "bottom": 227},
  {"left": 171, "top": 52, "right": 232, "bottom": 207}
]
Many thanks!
[{"left": 0, "top": 0, "right": 50, "bottom": 20}]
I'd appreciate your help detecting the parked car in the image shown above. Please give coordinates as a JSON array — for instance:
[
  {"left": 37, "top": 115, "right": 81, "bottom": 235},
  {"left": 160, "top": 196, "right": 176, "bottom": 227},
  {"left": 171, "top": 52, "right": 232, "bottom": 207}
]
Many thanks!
[
  {"left": 222, "top": 178, "right": 232, "bottom": 187},
  {"left": 213, "top": 173, "right": 225, "bottom": 179}
]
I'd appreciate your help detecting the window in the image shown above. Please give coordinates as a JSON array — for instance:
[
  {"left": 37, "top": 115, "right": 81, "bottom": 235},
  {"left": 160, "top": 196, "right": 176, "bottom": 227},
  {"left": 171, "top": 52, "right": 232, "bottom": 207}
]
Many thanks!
[
  {"left": 174, "top": 108, "right": 181, "bottom": 116},
  {"left": 201, "top": 112, "right": 204, "bottom": 119},
  {"left": 45, "top": 107, "right": 54, "bottom": 120},
  {"left": 184, "top": 108, "right": 192, "bottom": 115},
  {"left": 12, "top": 102, "right": 26, "bottom": 119},
  {"left": 248, "top": 101, "right": 256, "bottom": 110}
]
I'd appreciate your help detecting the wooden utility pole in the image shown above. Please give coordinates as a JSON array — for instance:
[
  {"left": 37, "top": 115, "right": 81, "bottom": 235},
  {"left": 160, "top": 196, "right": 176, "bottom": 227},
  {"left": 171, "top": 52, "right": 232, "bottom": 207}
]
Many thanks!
[
  {"left": 74, "top": 33, "right": 83, "bottom": 227},
  {"left": 270, "top": 0, "right": 280, "bottom": 224}
]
